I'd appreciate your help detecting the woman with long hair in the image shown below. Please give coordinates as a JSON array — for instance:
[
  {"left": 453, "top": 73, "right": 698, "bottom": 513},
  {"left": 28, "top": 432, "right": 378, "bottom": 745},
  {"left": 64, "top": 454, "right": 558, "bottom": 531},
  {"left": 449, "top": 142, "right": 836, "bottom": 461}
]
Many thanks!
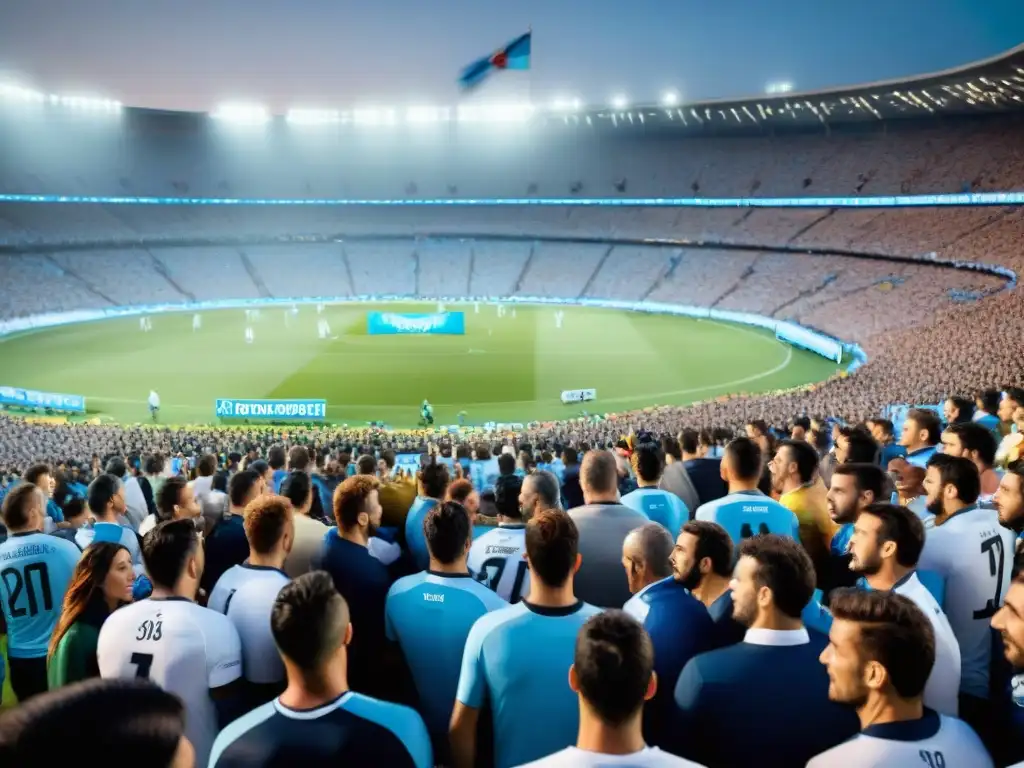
[{"left": 47, "top": 542, "right": 134, "bottom": 689}]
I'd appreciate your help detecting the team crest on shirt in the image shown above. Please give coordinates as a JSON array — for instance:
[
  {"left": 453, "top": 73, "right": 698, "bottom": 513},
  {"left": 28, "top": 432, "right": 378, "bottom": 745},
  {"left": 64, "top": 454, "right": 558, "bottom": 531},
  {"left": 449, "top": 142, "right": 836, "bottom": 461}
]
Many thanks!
[{"left": 1011, "top": 674, "right": 1024, "bottom": 707}]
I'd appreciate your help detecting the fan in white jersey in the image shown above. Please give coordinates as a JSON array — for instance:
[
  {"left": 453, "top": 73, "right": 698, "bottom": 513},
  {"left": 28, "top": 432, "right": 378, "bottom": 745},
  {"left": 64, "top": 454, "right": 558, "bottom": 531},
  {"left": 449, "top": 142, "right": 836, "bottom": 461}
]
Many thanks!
[
  {"left": 849, "top": 503, "right": 962, "bottom": 717},
  {"left": 518, "top": 611, "right": 703, "bottom": 768},
  {"left": 919, "top": 455, "right": 1015, "bottom": 703},
  {"left": 468, "top": 472, "right": 559, "bottom": 602},
  {"left": 810, "top": 589, "right": 992, "bottom": 767},
  {"left": 97, "top": 519, "right": 243, "bottom": 768},
  {"left": 222, "top": 495, "right": 294, "bottom": 704}
]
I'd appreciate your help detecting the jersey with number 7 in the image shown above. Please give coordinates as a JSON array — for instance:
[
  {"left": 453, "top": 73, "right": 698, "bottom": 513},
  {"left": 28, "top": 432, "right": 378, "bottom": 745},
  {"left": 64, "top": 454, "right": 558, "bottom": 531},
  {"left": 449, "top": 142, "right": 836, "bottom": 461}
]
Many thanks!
[
  {"left": 468, "top": 524, "right": 530, "bottom": 603},
  {"left": 917, "top": 505, "right": 1016, "bottom": 699},
  {"left": 97, "top": 597, "right": 242, "bottom": 768}
]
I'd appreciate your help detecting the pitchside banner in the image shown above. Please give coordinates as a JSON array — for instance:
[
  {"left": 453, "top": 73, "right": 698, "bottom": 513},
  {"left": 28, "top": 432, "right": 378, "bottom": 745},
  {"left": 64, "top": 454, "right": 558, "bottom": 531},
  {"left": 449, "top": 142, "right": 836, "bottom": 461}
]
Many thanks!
[
  {"left": 367, "top": 311, "right": 466, "bottom": 335},
  {"left": 215, "top": 398, "right": 327, "bottom": 421},
  {"left": 0, "top": 386, "right": 86, "bottom": 413}
]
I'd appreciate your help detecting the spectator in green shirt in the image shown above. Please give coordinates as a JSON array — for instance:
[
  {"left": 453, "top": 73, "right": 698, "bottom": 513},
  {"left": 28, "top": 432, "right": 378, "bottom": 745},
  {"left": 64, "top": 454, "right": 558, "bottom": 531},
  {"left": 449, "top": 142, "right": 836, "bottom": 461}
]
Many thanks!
[{"left": 47, "top": 542, "right": 134, "bottom": 689}]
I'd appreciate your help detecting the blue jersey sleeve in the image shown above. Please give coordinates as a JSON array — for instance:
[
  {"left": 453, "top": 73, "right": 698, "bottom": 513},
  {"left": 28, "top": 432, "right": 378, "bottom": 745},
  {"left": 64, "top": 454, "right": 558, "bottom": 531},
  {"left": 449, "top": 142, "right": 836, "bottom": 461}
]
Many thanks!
[
  {"left": 342, "top": 695, "right": 434, "bottom": 768},
  {"left": 455, "top": 617, "right": 489, "bottom": 708}
]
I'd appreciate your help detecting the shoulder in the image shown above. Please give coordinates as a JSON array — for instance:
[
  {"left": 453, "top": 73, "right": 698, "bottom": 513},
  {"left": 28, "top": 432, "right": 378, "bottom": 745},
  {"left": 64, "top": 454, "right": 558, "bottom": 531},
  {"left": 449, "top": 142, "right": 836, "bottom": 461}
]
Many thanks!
[
  {"left": 209, "top": 701, "right": 278, "bottom": 765},
  {"left": 387, "top": 572, "right": 427, "bottom": 600},
  {"left": 340, "top": 692, "right": 430, "bottom": 747},
  {"left": 62, "top": 621, "right": 100, "bottom": 649},
  {"left": 457, "top": 577, "right": 509, "bottom": 609},
  {"left": 467, "top": 602, "right": 526, "bottom": 641},
  {"left": 806, "top": 737, "right": 863, "bottom": 767}
]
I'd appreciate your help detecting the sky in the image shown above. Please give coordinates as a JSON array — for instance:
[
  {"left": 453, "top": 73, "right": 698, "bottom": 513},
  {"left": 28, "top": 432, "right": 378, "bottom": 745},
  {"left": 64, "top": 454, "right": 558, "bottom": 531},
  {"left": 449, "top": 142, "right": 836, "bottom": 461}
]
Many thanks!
[{"left": 1, "top": 0, "right": 1022, "bottom": 114}]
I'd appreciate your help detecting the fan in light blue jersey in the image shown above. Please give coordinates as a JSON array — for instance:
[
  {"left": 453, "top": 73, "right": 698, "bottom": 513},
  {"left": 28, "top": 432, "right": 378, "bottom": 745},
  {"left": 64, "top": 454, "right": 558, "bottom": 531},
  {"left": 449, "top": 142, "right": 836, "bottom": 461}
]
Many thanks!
[
  {"left": 404, "top": 461, "right": 450, "bottom": 572},
  {"left": 621, "top": 488, "right": 688, "bottom": 537},
  {"left": 386, "top": 501, "right": 506, "bottom": 742},
  {"left": 0, "top": 484, "right": 81, "bottom": 670},
  {"left": 451, "top": 509, "right": 600, "bottom": 768},
  {"left": 693, "top": 438, "right": 799, "bottom": 546}
]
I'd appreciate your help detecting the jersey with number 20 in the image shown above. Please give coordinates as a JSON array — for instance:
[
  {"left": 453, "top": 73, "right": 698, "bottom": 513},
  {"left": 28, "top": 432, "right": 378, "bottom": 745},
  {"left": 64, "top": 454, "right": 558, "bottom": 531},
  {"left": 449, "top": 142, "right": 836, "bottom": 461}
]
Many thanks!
[
  {"left": 97, "top": 597, "right": 243, "bottom": 768},
  {"left": 468, "top": 524, "right": 529, "bottom": 603}
]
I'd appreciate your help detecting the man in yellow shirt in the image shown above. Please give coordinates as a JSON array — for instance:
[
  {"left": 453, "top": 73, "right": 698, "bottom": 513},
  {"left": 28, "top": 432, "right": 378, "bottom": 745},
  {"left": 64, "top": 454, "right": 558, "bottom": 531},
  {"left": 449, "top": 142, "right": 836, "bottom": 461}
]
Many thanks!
[{"left": 769, "top": 439, "right": 837, "bottom": 581}]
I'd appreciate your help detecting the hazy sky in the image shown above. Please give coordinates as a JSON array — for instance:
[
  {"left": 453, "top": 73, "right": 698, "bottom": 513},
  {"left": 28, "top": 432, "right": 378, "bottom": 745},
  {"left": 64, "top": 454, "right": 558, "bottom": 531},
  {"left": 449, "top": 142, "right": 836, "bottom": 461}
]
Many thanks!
[{"left": 1, "top": 0, "right": 1022, "bottom": 113}]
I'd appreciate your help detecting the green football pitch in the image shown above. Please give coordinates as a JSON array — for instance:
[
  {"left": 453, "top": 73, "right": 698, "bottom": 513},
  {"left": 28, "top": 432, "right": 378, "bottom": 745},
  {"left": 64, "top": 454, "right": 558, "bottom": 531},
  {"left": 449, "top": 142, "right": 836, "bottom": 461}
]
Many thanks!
[{"left": 0, "top": 303, "right": 842, "bottom": 427}]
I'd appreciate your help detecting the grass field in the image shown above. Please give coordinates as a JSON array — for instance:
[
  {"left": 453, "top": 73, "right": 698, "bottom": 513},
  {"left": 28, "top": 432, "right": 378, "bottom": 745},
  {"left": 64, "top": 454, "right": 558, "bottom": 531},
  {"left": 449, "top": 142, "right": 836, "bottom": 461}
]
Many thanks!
[{"left": 0, "top": 303, "right": 842, "bottom": 426}]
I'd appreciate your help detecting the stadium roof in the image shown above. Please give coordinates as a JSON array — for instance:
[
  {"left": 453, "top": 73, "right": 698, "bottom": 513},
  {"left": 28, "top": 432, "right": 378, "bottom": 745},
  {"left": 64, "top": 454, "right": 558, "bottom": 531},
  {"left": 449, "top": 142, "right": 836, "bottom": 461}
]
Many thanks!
[{"left": 557, "top": 42, "right": 1024, "bottom": 132}]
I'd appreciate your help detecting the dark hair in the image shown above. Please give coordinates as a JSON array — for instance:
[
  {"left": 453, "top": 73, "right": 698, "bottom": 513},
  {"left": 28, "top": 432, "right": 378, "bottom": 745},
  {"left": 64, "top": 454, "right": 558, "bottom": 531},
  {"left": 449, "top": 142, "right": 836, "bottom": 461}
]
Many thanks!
[
  {"left": 244, "top": 495, "right": 293, "bottom": 555},
  {"left": 62, "top": 497, "right": 89, "bottom": 521},
  {"left": 1, "top": 484, "right": 43, "bottom": 529},
  {"left": 418, "top": 460, "right": 450, "bottom": 500},
  {"left": 661, "top": 435, "right": 682, "bottom": 461},
  {"left": 680, "top": 520, "right": 734, "bottom": 577},
  {"left": 49, "top": 543, "right": 129, "bottom": 659},
  {"left": 0, "top": 678, "right": 186, "bottom": 766},
  {"left": 525, "top": 509, "right": 580, "bottom": 588},
  {"left": 840, "top": 428, "right": 880, "bottom": 465},
  {"left": 143, "top": 454, "right": 165, "bottom": 476},
  {"left": 738, "top": 535, "right": 815, "bottom": 619},
  {"left": 829, "top": 589, "right": 935, "bottom": 699},
  {"left": 287, "top": 445, "right": 310, "bottom": 472},
  {"left": 197, "top": 453, "right": 218, "bottom": 477},
  {"left": 155, "top": 476, "right": 187, "bottom": 522},
  {"left": 87, "top": 474, "right": 122, "bottom": 517},
  {"left": 526, "top": 470, "right": 562, "bottom": 510},
  {"left": 633, "top": 445, "right": 664, "bottom": 483},
  {"left": 945, "top": 422, "right": 998, "bottom": 468},
  {"left": 724, "top": 437, "right": 762, "bottom": 482},
  {"left": 866, "top": 418, "right": 895, "bottom": 438},
  {"left": 495, "top": 474, "right": 523, "bottom": 519},
  {"left": 977, "top": 389, "right": 1002, "bottom": 415},
  {"left": 905, "top": 409, "right": 942, "bottom": 447},
  {"left": 248, "top": 459, "right": 270, "bottom": 478},
  {"left": 228, "top": 469, "right": 262, "bottom": 508},
  {"left": 945, "top": 396, "right": 976, "bottom": 424},
  {"left": 832, "top": 463, "right": 886, "bottom": 502},
  {"left": 333, "top": 475, "right": 381, "bottom": 529},
  {"left": 272, "top": 571, "right": 349, "bottom": 669},
  {"left": 562, "top": 446, "right": 579, "bottom": 466},
  {"left": 24, "top": 463, "right": 52, "bottom": 487},
  {"left": 104, "top": 457, "right": 127, "bottom": 478},
  {"left": 581, "top": 450, "right": 619, "bottom": 494},
  {"left": 212, "top": 470, "right": 229, "bottom": 493},
  {"left": 424, "top": 502, "right": 472, "bottom": 565},
  {"left": 267, "top": 445, "right": 287, "bottom": 471},
  {"left": 497, "top": 453, "right": 516, "bottom": 475},
  {"left": 280, "top": 471, "right": 312, "bottom": 511},
  {"left": 1005, "top": 388, "right": 1024, "bottom": 408},
  {"left": 679, "top": 429, "right": 700, "bottom": 456},
  {"left": 574, "top": 611, "right": 653, "bottom": 725},
  {"left": 779, "top": 439, "right": 820, "bottom": 484},
  {"left": 859, "top": 503, "right": 926, "bottom": 568},
  {"left": 356, "top": 455, "right": 377, "bottom": 475},
  {"left": 141, "top": 519, "right": 201, "bottom": 590},
  {"left": 926, "top": 453, "right": 981, "bottom": 505}
]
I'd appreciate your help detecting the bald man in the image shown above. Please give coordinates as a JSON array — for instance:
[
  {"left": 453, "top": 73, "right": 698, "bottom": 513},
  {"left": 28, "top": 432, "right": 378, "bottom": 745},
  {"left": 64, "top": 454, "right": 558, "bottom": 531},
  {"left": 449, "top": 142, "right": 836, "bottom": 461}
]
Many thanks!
[{"left": 568, "top": 450, "right": 649, "bottom": 608}]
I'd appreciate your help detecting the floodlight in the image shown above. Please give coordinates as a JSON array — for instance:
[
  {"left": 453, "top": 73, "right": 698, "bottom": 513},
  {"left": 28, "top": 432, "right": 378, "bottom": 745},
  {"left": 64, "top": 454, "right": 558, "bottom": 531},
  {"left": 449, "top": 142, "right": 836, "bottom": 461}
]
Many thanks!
[
  {"left": 212, "top": 102, "right": 270, "bottom": 124},
  {"left": 286, "top": 108, "right": 341, "bottom": 125},
  {"left": 661, "top": 90, "right": 679, "bottom": 106},
  {"left": 611, "top": 95, "right": 628, "bottom": 110}
]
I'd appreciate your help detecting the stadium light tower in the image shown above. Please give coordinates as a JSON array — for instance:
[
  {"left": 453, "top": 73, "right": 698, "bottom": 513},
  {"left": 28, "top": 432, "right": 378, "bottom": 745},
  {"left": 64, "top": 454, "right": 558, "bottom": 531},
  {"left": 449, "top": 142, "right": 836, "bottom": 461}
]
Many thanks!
[
  {"left": 661, "top": 90, "right": 680, "bottom": 107},
  {"left": 611, "top": 94, "right": 629, "bottom": 110}
]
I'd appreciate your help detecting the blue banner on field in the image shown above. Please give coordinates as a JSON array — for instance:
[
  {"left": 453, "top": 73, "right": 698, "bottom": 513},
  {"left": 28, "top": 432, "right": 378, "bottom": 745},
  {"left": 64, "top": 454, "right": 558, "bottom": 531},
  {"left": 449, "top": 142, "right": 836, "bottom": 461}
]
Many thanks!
[
  {"left": 367, "top": 311, "right": 466, "bottom": 335},
  {"left": 215, "top": 398, "right": 327, "bottom": 420},
  {"left": 0, "top": 386, "right": 86, "bottom": 413}
]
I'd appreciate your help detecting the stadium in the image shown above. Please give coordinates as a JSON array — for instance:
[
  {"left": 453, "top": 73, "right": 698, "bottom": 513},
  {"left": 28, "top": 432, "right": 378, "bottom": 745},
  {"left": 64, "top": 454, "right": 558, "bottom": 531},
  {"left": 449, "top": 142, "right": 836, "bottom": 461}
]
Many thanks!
[{"left": 2, "top": 25, "right": 1024, "bottom": 768}]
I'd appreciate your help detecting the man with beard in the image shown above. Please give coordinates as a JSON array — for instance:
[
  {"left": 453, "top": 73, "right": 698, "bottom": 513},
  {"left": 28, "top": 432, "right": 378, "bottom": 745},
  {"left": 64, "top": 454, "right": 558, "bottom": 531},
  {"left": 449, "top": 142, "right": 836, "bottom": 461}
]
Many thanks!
[
  {"left": 995, "top": 462, "right": 1024, "bottom": 572},
  {"left": 941, "top": 422, "right": 1001, "bottom": 503},
  {"left": 673, "top": 535, "right": 858, "bottom": 767},
  {"left": 621, "top": 524, "right": 714, "bottom": 751},
  {"left": 991, "top": 574, "right": 1024, "bottom": 765},
  {"left": 823, "top": 464, "right": 887, "bottom": 595},
  {"left": 810, "top": 590, "right": 990, "bottom": 767},
  {"left": 848, "top": 503, "right": 961, "bottom": 716},
  {"left": 670, "top": 520, "right": 744, "bottom": 647},
  {"left": 919, "top": 454, "right": 1015, "bottom": 742}
]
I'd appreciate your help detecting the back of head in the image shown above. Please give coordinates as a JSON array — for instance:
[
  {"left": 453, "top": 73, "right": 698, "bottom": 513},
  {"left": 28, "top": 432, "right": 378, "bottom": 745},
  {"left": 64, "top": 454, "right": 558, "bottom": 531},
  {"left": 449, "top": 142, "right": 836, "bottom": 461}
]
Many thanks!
[
  {"left": 197, "top": 453, "right": 218, "bottom": 478},
  {"left": 842, "top": 428, "right": 880, "bottom": 465},
  {"left": 525, "top": 509, "right": 579, "bottom": 589},
  {"left": 228, "top": 469, "right": 261, "bottom": 509},
  {"left": 947, "top": 395, "right": 975, "bottom": 423},
  {"left": 1, "top": 483, "right": 43, "bottom": 530},
  {"left": 446, "top": 478, "right": 475, "bottom": 506},
  {"left": 497, "top": 453, "right": 516, "bottom": 475},
  {"left": 248, "top": 459, "right": 270, "bottom": 479},
  {"left": 355, "top": 455, "right": 377, "bottom": 476},
  {"left": 926, "top": 453, "right": 981, "bottom": 505},
  {"left": 562, "top": 446, "right": 579, "bottom": 466},
  {"left": 906, "top": 409, "right": 942, "bottom": 447},
  {"left": 628, "top": 523, "right": 674, "bottom": 580},
  {"left": 632, "top": 445, "right": 664, "bottom": 484},
  {"left": 424, "top": 502, "right": 471, "bottom": 565},
  {"left": 156, "top": 476, "right": 187, "bottom": 521},
  {"left": 142, "top": 519, "right": 200, "bottom": 591},
  {"left": 738, "top": 534, "right": 815, "bottom": 619},
  {"left": 495, "top": 474, "right": 523, "bottom": 519},
  {"left": 0, "top": 678, "right": 186, "bottom": 766},
  {"left": 23, "top": 463, "right": 51, "bottom": 487},
  {"left": 829, "top": 588, "right": 935, "bottom": 700},
  {"left": 580, "top": 449, "right": 618, "bottom": 497},
  {"left": 104, "top": 457, "right": 127, "bottom": 479},
  {"left": 574, "top": 611, "right": 654, "bottom": 725},
  {"left": 87, "top": 474, "right": 121, "bottom": 516},
  {"left": 287, "top": 445, "right": 310, "bottom": 472},
  {"left": 679, "top": 429, "right": 700, "bottom": 456},
  {"left": 418, "top": 460, "right": 450, "bottom": 500},
  {"left": 267, "top": 445, "right": 287, "bottom": 471},
  {"left": 143, "top": 453, "right": 166, "bottom": 476},
  {"left": 723, "top": 437, "right": 762, "bottom": 482},
  {"left": 978, "top": 389, "right": 1001, "bottom": 415},
  {"left": 279, "top": 471, "right": 312, "bottom": 510},
  {"left": 860, "top": 503, "right": 926, "bottom": 568},
  {"left": 272, "top": 571, "right": 349, "bottom": 671},
  {"left": 244, "top": 495, "right": 293, "bottom": 555},
  {"left": 946, "top": 422, "right": 998, "bottom": 468}
]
